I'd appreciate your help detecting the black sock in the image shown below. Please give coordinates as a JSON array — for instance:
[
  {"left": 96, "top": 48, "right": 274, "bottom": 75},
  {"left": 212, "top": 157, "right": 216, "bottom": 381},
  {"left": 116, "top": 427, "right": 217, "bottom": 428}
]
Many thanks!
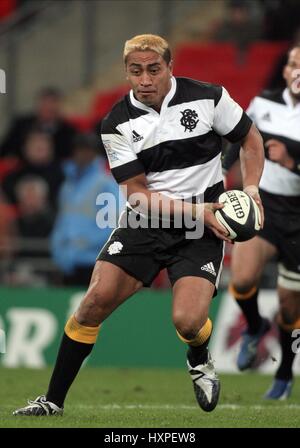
[
  {"left": 235, "top": 289, "right": 263, "bottom": 334},
  {"left": 187, "top": 335, "right": 211, "bottom": 367},
  {"left": 46, "top": 333, "right": 94, "bottom": 407},
  {"left": 275, "top": 325, "right": 295, "bottom": 381}
]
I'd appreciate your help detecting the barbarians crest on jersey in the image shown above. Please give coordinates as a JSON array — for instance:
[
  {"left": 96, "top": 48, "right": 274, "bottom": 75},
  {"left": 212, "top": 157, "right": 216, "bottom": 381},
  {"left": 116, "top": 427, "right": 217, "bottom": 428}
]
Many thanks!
[
  {"left": 107, "top": 241, "right": 123, "bottom": 255},
  {"left": 180, "top": 109, "right": 199, "bottom": 132}
]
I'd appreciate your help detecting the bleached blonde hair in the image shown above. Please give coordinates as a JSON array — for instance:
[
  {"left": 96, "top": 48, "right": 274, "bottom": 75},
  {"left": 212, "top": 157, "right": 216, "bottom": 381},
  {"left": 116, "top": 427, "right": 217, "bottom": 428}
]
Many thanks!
[{"left": 123, "top": 34, "right": 171, "bottom": 64}]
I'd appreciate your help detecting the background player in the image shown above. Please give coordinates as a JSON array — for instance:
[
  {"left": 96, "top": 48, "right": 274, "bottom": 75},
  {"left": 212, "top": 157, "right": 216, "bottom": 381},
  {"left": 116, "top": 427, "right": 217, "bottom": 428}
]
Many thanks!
[{"left": 223, "top": 44, "right": 300, "bottom": 399}]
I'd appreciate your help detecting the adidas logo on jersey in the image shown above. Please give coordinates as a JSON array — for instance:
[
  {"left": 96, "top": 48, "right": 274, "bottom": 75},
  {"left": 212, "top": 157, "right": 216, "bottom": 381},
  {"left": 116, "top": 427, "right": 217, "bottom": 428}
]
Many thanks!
[
  {"left": 132, "top": 130, "right": 144, "bottom": 142},
  {"left": 200, "top": 262, "right": 216, "bottom": 276},
  {"left": 261, "top": 112, "right": 271, "bottom": 122}
]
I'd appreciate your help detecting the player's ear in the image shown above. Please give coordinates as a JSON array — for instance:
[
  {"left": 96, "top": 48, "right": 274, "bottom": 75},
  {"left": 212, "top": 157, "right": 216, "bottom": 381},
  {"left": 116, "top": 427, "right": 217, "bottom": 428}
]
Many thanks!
[{"left": 169, "top": 59, "right": 174, "bottom": 76}]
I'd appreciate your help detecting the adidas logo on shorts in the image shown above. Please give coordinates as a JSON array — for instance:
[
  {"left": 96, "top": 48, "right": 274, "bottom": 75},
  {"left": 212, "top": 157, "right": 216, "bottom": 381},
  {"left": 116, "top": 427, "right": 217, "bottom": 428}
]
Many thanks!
[{"left": 200, "top": 262, "right": 216, "bottom": 276}]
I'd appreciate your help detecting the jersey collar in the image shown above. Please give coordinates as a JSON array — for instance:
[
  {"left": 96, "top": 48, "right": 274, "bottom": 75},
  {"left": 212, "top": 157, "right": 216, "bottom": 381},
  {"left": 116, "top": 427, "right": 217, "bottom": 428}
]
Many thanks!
[
  {"left": 282, "top": 87, "right": 300, "bottom": 110},
  {"left": 129, "top": 76, "right": 177, "bottom": 113}
]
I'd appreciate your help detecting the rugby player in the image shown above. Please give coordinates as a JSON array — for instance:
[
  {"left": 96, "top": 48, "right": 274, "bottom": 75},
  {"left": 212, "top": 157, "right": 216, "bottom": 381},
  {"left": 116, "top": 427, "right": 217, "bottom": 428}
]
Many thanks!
[
  {"left": 224, "top": 44, "right": 300, "bottom": 399},
  {"left": 13, "top": 34, "right": 264, "bottom": 416}
]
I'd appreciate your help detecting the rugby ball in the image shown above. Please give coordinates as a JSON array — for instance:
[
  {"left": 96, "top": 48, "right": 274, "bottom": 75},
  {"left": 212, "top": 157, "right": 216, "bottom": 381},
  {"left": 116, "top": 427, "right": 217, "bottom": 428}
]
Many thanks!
[{"left": 215, "top": 190, "right": 261, "bottom": 242}]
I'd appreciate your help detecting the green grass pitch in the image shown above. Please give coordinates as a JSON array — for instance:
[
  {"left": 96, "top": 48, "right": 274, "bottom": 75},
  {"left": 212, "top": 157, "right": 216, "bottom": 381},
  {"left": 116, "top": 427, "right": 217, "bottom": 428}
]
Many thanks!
[{"left": 1, "top": 368, "right": 299, "bottom": 428}]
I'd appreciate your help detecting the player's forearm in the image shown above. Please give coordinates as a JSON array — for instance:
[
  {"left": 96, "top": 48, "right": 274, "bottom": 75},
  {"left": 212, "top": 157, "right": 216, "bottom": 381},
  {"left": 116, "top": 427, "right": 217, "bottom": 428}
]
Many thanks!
[
  {"left": 131, "top": 188, "right": 197, "bottom": 219},
  {"left": 122, "top": 180, "right": 198, "bottom": 220},
  {"left": 240, "top": 124, "right": 264, "bottom": 189}
]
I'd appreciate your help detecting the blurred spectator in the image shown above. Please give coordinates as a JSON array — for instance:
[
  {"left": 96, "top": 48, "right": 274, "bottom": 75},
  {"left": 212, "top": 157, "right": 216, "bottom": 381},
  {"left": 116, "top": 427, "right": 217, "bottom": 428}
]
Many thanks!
[
  {"left": 2, "top": 129, "right": 64, "bottom": 207},
  {"left": 3, "top": 176, "right": 56, "bottom": 287},
  {"left": 213, "top": 0, "right": 262, "bottom": 52},
  {"left": 51, "top": 133, "right": 121, "bottom": 287},
  {"left": 0, "top": 87, "right": 77, "bottom": 160},
  {"left": 14, "top": 176, "right": 55, "bottom": 259}
]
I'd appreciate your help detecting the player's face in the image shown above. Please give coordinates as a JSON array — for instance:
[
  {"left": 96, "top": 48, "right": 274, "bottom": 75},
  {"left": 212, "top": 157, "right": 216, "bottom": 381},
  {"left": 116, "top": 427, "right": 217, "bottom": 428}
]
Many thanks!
[
  {"left": 283, "top": 47, "right": 300, "bottom": 101},
  {"left": 125, "top": 50, "right": 173, "bottom": 111}
]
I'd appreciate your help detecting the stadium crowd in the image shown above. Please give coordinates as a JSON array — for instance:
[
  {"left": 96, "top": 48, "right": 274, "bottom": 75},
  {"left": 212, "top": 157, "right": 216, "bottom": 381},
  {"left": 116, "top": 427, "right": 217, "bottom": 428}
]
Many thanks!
[{"left": 0, "top": 87, "right": 119, "bottom": 286}]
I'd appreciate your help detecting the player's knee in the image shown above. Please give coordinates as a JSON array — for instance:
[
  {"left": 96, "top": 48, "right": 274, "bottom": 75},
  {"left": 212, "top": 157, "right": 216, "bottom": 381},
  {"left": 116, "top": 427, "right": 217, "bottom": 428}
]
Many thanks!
[
  {"left": 172, "top": 310, "right": 207, "bottom": 340},
  {"left": 230, "top": 281, "right": 256, "bottom": 296},
  {"left": 279, "top": 300, "right": 297, "bottom": 326},
  {"left": 279, "top": 309, "right": 295, "bottom": 326},
  {"left": 175, "top": 326, "right": 200, "bottom": 341}
]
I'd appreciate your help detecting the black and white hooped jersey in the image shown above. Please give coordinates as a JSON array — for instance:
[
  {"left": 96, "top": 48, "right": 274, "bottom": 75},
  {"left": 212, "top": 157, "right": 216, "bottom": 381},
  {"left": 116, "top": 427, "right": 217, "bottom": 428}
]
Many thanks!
[
  {"left": 101, "top": 76, "right": 252, "bottom": 200},
  {"left": 247, "top": 88, "right": 300, "bottom": 198}
]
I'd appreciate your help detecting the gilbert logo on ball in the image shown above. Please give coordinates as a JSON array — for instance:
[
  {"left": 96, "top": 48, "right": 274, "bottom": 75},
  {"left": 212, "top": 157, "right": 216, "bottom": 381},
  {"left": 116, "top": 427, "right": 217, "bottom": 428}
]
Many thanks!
[{"left": 215, "top": 190, "right": 261, "bottom": 242}]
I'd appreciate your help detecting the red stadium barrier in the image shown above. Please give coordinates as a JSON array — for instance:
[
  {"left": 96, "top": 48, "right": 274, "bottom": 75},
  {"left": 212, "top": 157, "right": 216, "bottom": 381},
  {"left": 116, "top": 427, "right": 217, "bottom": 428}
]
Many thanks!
[
  {"left": 0, "top": 0, "right": 17, "bottom": 21},
  {"left": 173, "top": 41, "right": 288, "bottom": 109},
  {"left": 67, "top": 85, "right": 129, "bottom": 132},
  {"left": 90, "top": 85, "right": 130, "bottom": 122}
]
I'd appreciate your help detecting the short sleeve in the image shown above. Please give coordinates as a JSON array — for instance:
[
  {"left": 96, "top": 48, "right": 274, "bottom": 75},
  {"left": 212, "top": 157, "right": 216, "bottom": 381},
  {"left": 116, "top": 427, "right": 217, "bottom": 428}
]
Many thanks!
[
  {"left": 212, "top": 87, "right": 252, "bottom": 143},
  {"left": 101, "top": 116, "right": 144, "bottom": 183}
]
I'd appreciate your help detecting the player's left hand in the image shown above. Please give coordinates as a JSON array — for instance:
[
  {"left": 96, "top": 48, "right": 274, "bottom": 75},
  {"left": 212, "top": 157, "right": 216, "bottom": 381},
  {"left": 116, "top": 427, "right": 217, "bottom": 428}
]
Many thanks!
[
  {"left": 243, "top": 185, "right": 264, "bottom": 229},
  {"left": 265, "top": 139, "right": 295, "bottom": 170}
]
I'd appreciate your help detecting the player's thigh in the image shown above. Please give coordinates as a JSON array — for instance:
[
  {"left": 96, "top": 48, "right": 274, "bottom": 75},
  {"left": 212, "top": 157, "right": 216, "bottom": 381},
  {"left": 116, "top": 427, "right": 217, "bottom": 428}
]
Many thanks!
[
  {"left": 172, "top": 276, "right": 215, "bottom": 336},
  {"left": 231, "top": 236, "right": 277, "bottom": 288},
  {"left": 76, "top": 260, "right": 143, "bottom": 325}
]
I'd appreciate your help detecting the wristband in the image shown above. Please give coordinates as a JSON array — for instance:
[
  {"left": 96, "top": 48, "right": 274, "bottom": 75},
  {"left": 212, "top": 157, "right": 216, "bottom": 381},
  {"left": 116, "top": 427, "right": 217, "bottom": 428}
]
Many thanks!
[{"left": 243, "top": 185, "right": 259, "bottom": 196}]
